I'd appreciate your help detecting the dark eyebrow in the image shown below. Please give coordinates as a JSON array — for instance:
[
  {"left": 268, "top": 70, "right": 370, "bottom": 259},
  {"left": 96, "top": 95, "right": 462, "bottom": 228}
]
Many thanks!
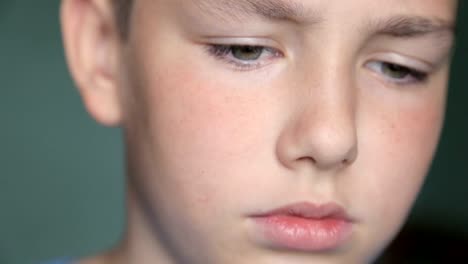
[
  {"left": 370, "top": 15, "right": 455, "bottom": 38},
  {"left": 194, "top": 0, "right": 319, "bottom": 24}
]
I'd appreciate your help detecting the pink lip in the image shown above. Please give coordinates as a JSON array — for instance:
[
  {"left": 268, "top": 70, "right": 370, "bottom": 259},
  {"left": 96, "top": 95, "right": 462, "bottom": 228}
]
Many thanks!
[{"left": 250, "top": 202, "right": 353, "bottom": 252}]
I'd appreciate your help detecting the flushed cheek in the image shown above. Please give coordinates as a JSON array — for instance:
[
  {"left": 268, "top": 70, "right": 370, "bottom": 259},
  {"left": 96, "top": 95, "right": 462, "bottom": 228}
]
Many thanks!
[
  {"left": 140, "top": 60, "right": 273, "bottom": 211},
  {"left": 357, "top": 94, "right": 445, "bottom": 246},
  {"left": 154, "top": 73, "right": 260, "bottom": 167},
  {"left": 123, "top": 58, "right": 273, "bottom": 261}
]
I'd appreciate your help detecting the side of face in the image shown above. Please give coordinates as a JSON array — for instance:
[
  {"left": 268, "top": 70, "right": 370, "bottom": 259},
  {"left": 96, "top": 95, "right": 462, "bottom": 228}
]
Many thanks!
[{"left": 61, "top": 0, "right": 456, "bottom": 263}]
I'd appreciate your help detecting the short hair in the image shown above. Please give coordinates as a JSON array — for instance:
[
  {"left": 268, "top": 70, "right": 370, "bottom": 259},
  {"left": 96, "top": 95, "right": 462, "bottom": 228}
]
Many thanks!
[{"left": 113, "top": 0, "right": 133, "bottom": 39}]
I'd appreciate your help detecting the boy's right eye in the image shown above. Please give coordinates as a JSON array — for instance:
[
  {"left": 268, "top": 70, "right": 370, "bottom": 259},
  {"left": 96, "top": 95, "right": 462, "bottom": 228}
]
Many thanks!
[
  {"left": 231, "top": 45, "right": 264, "bottom": 61},
  {"left": 205, "top": 44, "right": 283, "bottom": 71}
]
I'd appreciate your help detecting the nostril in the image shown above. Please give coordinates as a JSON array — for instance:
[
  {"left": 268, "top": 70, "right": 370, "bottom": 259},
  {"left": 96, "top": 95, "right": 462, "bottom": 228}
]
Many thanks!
[
  {"left": 287, "top": 137, "right": 358, "bottom": 170},
  {"left": 341, "top": 146, "right": 358, "bottom": 166}
]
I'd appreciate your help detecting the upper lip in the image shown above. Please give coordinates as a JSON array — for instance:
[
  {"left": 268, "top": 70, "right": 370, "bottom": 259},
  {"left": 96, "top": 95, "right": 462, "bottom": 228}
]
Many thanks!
[{"left": 252, "top": 201, "right": 351, "bottom": 220}]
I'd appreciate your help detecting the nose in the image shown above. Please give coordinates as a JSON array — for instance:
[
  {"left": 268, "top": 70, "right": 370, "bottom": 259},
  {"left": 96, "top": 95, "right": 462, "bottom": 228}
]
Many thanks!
[{"left": 276, "top": 68, "right": 358, "bottom": 171}]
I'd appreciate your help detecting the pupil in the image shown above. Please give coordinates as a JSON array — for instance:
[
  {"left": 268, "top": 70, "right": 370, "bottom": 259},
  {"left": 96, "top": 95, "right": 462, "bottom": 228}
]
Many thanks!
[
  {"left": 232, "top": 46, "right": 263, "bottom": 61},
  {"left": 384, "top": 63, "right": 409, "bottom": 78}
]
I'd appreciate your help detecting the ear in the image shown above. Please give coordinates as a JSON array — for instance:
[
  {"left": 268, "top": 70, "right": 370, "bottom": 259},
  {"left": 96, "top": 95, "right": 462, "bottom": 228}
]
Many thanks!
[{"left": 60, "top": 0, "right": 122, "bottom": 126}]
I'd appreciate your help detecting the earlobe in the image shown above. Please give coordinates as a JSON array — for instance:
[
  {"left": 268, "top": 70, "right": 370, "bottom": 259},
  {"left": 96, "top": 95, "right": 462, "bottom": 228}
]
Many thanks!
[{"left": 60, "top": 0, "right": 122, "bottom": 126}]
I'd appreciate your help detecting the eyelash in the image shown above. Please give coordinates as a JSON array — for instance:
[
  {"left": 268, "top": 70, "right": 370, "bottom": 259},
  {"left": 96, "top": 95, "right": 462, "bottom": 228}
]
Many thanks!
[{"left": 205, "top": 44, "right": 283, "bottom": 71}]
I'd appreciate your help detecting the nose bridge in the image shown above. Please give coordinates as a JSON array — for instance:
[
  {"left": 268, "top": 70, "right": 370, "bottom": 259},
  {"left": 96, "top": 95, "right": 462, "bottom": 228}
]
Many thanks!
[
  {"left": 287, "top": 54, "right": 358, "bottom": 170},
  {"left": 307, "top": 58, "right": 356, "bottom": 126}
]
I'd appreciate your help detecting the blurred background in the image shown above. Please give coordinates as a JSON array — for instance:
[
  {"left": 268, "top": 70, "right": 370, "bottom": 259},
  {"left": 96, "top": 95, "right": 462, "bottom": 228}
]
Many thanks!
[{"left": 0, "top": 1, "right": 466, "bottom": 263}]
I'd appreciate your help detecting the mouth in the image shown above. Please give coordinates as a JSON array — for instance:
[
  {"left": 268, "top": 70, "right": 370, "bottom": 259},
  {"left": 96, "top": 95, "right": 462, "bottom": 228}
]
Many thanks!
[{"left": 249, "top": 202, "right": 353, "bottom": 252}]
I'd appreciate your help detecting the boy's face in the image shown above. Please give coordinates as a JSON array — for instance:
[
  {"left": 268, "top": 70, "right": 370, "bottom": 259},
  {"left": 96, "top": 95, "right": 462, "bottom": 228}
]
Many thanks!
[{"left": 63, "top": 0, "right": 456, "bottom": 263}]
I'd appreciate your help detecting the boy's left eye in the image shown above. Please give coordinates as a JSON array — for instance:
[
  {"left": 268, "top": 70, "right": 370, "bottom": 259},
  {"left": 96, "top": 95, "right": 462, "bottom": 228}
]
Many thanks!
[{"left": 366, "top": 61, "right": 429, "bottom": 85}]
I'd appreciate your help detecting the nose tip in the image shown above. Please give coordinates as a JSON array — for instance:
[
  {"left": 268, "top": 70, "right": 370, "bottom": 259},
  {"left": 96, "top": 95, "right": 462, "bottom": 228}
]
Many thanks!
[
  {"left": 276, "top": 108, "right": 358, "bottom": 171},
  {"left": 299, "top": 122, "right": 358, "bottom": 169}
]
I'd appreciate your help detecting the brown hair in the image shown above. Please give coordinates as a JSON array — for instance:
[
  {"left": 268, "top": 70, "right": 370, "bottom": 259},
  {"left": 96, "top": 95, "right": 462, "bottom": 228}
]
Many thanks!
[{"left": 112, "top": 0, "right": 133, "bottom": 39}]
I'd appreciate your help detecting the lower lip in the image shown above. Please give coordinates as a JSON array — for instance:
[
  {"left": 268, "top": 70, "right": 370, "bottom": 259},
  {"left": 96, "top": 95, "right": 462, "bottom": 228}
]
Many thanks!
[{"left": 252, "top": 215, "right": 353, "bottom": 251}]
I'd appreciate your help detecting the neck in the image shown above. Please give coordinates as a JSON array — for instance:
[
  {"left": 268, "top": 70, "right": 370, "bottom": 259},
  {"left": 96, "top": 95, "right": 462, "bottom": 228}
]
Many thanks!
[
  {"left": 118, "top": 184, "right": 177, "bottom": 264},
  {"left": 82, "top": 184, "right": 176, "bottom": 264}
]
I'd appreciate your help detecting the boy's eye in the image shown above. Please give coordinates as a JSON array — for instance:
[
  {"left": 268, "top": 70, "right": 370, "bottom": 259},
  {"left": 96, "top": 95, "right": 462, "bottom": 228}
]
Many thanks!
[
  {"left": 205, "top": 44, "right": 282, "bottom": 71},
  {"left": 231, "top": 45, "right": 264, "bottom": 61},
  {"left": 382, "top": 63, "right": 412, "bottom": 79},
  {"left": 366, "top": 61, "right": 428, "bottom": 85}
]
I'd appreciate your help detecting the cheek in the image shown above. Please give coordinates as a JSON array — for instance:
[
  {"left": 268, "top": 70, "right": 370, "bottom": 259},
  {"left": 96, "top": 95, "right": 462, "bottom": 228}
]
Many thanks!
[
  {"left": 152, "top": 68, "right": 259, "bottom": 166},
  {"left": 378, "top": 83, "right": 447, "bottom": 188},
  {"left": 131, "top": 55, "right": 268, "bottom": 213},
  {"left": 373, "top": 104, "right": 442, "bottom": 208},
  {"left": 122, "top": 51, "right": 269, "bottom": 255},
  {"left": 351, "top": 85, "right": 446, "bottom": 250}
]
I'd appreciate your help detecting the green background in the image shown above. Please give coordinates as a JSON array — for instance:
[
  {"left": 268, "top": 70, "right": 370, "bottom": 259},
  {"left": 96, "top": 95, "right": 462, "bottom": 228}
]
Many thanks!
[{"left": 0, "top": 1, "right": 466, "bottom": 263}]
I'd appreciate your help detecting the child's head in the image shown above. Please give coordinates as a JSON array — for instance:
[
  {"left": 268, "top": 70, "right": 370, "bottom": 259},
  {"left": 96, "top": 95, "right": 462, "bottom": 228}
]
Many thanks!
[{"left": 61, "top": 0, "right": 457, "bottom": 263}]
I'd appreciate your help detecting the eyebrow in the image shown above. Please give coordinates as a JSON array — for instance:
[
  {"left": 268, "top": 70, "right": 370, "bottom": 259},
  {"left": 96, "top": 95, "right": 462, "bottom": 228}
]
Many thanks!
[
  {"left": 194, "top": 0, "right": 455, "bottom": 39},
  {"left": 370, "top": 16, "right": 455, "bottom": 38},
  {"left": 194, "top": 0, "right": 318, "bottom": 24}
]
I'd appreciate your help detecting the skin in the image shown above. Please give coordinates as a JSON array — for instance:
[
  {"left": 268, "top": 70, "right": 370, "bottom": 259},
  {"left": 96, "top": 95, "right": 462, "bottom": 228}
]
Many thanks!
[{"left": 60, "top": 0, "right": 456, "bottom": 263}]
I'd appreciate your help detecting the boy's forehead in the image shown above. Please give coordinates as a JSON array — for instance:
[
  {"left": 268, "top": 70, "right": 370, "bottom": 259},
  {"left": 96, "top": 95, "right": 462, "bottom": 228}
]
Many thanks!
[
  {"left": 177, "top": 0, "right": 456, "bottom": 23},
  {"left": 166, "top": 0, "right": 455, "bottom": 39},
  {"left": 192, "top": 0, "right": 314, "bottom": 23}
]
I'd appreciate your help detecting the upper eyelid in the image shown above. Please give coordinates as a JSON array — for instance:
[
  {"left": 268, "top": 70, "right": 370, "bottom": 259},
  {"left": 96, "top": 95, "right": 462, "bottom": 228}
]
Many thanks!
[
  {"left": 365, "top": 61, "right": 428, "bottom": 84},
  {"left": 208, "top": 44, "right": 277, "bottom": 56},
  {"left": 365, "top": 52, "right": 433, "bottom": 72},
  {"left": 365, "top": 60, "right": 427, "bottom": 74},
  {"left": 203, "top": 37, "right": 285, "bottom": 50},
  {"left": 208, "top": 44, "right": 282, "bottom": 60}
]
